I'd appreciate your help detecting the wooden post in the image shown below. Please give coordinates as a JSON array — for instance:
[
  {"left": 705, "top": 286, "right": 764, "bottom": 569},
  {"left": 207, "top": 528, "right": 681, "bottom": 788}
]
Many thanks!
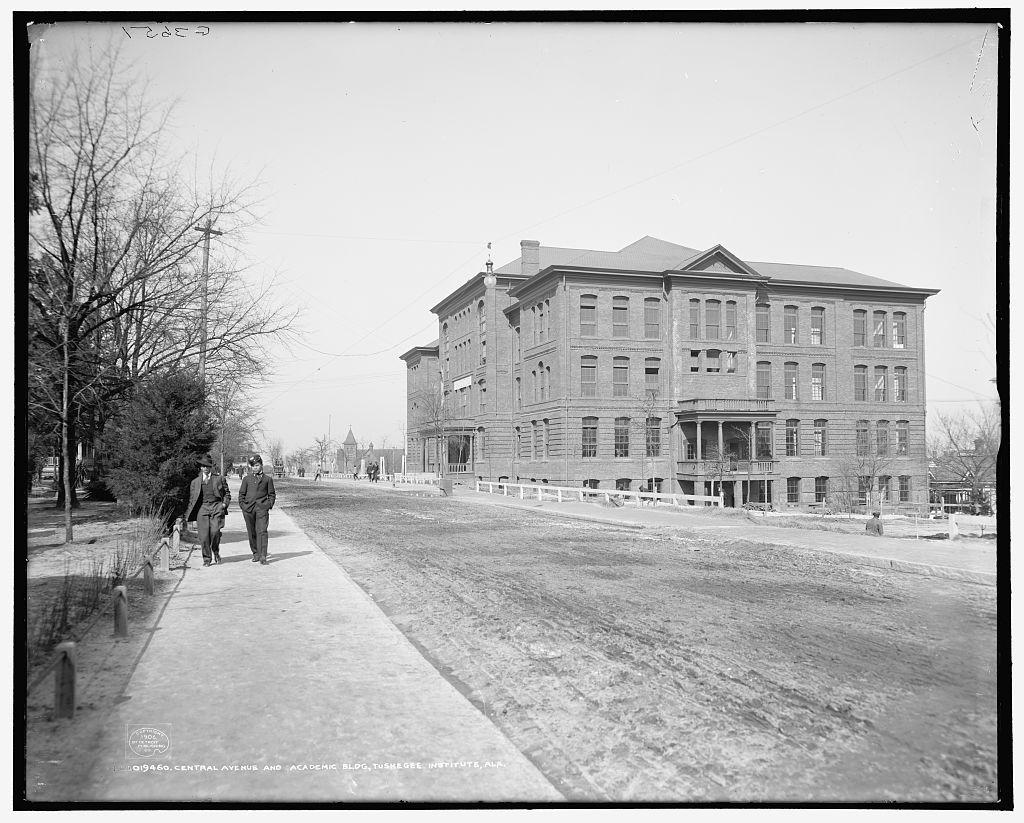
[
  {"left": 143, "top": 556, "right": 155, "bottom": 595},
  {"left": 160, "top": 540, "right": 170, "bottom": 572},
  {"left": 172, "top": 518, "right": 182, "bottom": 552},
  {"left": 54, "top": 641, "right": 76, "bottom": 719},
  {"left": 113, "top": 586, "right": 128, "bottom": 637}
]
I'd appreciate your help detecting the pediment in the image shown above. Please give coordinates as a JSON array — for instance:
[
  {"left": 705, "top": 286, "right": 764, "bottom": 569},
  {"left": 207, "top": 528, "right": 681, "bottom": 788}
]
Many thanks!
[{"left": 676, "top": 245, "right": 762, "bottom": 277}]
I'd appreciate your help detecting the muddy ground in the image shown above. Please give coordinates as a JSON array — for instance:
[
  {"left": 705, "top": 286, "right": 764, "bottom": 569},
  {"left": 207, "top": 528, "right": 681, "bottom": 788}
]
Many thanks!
[{"left": 282, "top": 479, "right": 998, "bottom": 803}]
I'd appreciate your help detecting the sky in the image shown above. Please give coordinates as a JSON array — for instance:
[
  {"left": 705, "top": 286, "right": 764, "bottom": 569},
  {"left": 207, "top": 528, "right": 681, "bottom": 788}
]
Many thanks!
[{"left": 25, "top": 18, "right": 1001, "bottom": 456}]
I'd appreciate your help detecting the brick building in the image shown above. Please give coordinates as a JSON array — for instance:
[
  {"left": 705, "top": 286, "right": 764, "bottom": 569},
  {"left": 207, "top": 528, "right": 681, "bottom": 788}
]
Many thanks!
[{"left": 400, "top": 236, "right": 938, "bottom": 508}]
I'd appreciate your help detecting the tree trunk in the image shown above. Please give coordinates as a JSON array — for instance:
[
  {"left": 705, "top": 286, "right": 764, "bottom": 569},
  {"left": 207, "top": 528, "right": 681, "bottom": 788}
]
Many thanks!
[{"left": 61, "top": 322, "right": 74, "bottom": 542}]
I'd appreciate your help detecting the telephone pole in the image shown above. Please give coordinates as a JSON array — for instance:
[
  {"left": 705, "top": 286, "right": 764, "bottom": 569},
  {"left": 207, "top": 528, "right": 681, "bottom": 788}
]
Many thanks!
[{"left": 195, "top": 218, "right": 223, "bottom": 385}]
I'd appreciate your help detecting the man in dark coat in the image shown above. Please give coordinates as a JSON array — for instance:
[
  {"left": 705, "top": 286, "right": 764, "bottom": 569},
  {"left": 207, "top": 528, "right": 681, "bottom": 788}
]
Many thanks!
[
  {"left": 238, "top": 454, "right": 276, "bottom": 565},
  {"left": 185, "top": 454, "right": 231, "bottom": 567}
]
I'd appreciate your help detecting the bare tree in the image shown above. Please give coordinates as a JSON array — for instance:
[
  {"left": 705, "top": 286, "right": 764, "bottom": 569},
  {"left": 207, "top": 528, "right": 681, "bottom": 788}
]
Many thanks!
[
  {"left": 410, "top": 383, "right": 451, "bottom": 476},
  {"left": 28, "top": 42, "right": 297, "bottom": 540},
  {"left": 266, "top": 438, "right": 285, "bottom": 466},
  {"left": 312, "top": 435, "right": 335, "bottom": 474},
  {"left": 929, "top": 402, "right": 1000, "bottom": 513}
]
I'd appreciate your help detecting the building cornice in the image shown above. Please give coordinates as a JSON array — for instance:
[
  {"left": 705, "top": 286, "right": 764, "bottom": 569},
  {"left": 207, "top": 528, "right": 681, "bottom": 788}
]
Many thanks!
[{"left": 431, "top": 272, "right": 529, "bottom": 317}]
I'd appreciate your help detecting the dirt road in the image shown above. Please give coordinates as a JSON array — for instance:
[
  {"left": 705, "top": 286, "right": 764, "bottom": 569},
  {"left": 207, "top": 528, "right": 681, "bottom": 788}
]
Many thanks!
[{"left": 282, "top": 480, "right": 998, "bottom": 803}]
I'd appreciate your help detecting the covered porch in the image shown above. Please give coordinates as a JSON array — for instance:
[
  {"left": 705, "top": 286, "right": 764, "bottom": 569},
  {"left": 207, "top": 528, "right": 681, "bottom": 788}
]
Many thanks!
[{"left": 674, "top": 398, "right": 778, "bottom": 507}]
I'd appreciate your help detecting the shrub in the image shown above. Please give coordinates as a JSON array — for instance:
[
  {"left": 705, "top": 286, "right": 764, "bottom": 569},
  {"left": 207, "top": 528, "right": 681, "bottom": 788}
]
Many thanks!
[{"left": 103, "top": 371, "right": 215, "bottom": 526}]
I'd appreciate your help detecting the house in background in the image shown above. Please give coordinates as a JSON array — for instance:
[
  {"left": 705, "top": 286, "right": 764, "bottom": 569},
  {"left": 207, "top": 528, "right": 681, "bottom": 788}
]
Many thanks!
[{"left": 402, "top": 236, "right": 937, "bottom": 508}]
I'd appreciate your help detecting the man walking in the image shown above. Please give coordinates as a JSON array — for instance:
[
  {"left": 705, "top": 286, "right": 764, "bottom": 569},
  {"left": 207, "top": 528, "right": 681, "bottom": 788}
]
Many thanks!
[
  {"left": 185, "top": 454, "right": 231, "bottom": 567},
  {"left": 239, "top": 454, "right": 276, "bottom": 565}
]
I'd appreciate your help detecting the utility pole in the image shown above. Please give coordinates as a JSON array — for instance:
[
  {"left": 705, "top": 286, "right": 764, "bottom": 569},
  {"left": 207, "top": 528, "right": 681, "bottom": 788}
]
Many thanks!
[{"left": 195, "top": 218, "right": 223, "bottom": 385}]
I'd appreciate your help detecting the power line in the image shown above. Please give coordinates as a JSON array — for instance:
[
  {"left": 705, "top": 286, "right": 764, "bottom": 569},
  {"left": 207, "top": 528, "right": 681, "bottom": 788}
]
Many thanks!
[{"left": 250, "top": 229, "right": 483, "bottom": 245}]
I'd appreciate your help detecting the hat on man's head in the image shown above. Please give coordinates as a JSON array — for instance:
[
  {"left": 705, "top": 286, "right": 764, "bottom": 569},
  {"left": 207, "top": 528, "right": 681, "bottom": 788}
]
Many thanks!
[
  {"left": 872, "top": 511, "right": 881, "bottom": 517},
  {"left": 248, "top": 454, "right": 263, "bottom": 466},
  {"left": 197, "top": 455, "right": 214, "bottom": 467}
]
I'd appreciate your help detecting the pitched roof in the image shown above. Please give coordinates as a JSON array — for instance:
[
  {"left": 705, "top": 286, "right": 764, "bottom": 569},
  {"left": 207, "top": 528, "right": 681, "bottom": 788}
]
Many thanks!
[
  {"left": 493, "top": 235, "right": 924, "bottom": 291},
  {"left": 343, "top": 427, "right": 358, "bottom": 446}
]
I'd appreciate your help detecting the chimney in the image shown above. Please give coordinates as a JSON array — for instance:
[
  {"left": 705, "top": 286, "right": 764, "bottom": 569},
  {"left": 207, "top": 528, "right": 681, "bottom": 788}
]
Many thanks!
[{"left": 520, "top": 239, "right": 541, "bottom": 276}]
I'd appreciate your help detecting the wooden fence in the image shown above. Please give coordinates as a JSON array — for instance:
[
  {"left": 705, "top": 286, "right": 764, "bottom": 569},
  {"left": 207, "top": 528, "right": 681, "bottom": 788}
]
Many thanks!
[{"left": 474, "top": 480, "right": 723, "bottom": 508}]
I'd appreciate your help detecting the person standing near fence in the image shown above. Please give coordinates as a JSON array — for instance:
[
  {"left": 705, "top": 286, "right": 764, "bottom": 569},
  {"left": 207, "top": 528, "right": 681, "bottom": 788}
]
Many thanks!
[
  {"left": 239, "top": 454, "right": 276, "bottom": 565},
  {"left": 185, "top": 454, "right": 231, "bottom": 567}
]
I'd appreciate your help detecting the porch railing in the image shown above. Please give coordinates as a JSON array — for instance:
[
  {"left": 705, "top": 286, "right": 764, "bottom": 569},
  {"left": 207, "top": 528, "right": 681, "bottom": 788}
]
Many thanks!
[
  {"left": 676, "top": 459, "right": 777, "bottom": 475},
  {"left": 475, "top": 480, "right": 723, "bottom": 508},
  {"left": 677, "top": 398, "right": 775, "bottom": 412}
]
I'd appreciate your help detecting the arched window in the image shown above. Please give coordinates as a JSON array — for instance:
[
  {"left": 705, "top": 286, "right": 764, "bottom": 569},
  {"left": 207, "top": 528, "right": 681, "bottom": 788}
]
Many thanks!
[
  {"left": 892, "top": 312, "right": 907, "bottom": 348},
  {"left": 646, "top": 417, "right": 661, "bottom": 457},
  {"left": 580, "top": 294, "right": 597, "bottom": 336},
  {"left": 613, "top": 296, "right": 630, "bottom": 338},
  {"left": 644, "top": 358, "right": 660, "bottom": 397},
  {"left": 853, "top": 309, "right": 867, "bottom": 346},
  {"left": 811, "top": 306, "right": 825, "bottom": 345},
  {"left": 874, "top": 366, "right": 888, "bottom": 402},
  {"left": 582, "top": 417, "right": 598, "bottom": 458},
  {"left": 784, "top": 305, "right": 798, "bottom": 344},
  {"left": 854, "top": 364, "right": 868, "bottom": 401},
  {"left": 613, "top": 357, "right": 629, "bottom": 397},
  {"left": 756, "top": 361, "right": 772, "bottom": 399},
  {"left": 689, "top": 299, "right": 701, "bottom": 338},
  {"left": 873, "top": 311, "right": 888, "bottom": 347},
  {"left": 856, "top": 420, "right": 871, "bottom": 456},
  {"left": 876, "top": 420, "right": 889, "bottom": 456},
  {"left": 644, "top": 297, "right": 661, "bottom": 339},
  {"left": 813, "top": 419, "right": 828, "bottom": 456},
  {"left": 705, "top": 300, "right": 721, "bottom": 340},
  {"left": 725, "top": 301, "right": 737, "bottom": 341},
  {"left": 785, "top": 419, "right": 800, "bottom": 456},
  {"left": 581, "top": 355, "right": 597, "bottom": 397},
  {"left": 538, "top": 361, "right": 546, "bottom": 401},
  {"left": 784, "top": 362, "right": 799, "bottom": 400},
  {"left": 614, "top": 417, "right": 630, "bottom": 457}
]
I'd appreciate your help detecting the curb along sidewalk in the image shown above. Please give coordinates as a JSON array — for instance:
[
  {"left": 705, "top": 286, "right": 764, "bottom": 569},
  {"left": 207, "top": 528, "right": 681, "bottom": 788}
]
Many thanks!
[
  {"left": 82, "top": 479, "right": 563, "bottom": 803},
  {"left": 345, "top": 477, "right": 994, "bottom": 586}
]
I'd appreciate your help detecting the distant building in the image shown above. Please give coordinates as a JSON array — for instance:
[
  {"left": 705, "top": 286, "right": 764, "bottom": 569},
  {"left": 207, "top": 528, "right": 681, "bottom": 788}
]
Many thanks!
[
  {"left": 335, "top": 429, "right": 404, "bottom": 476},
  {"left": 401, "top": 237, "right": 938, "bottom": 508}
]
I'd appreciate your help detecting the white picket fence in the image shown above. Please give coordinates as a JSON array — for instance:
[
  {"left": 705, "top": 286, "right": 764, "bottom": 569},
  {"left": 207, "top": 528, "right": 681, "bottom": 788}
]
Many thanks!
[
  {"left": 474, "top": 480, "right": 723, "bottom": 508},
  {"left": 393, "top": 473, "right": 440, "bottom": 486}
]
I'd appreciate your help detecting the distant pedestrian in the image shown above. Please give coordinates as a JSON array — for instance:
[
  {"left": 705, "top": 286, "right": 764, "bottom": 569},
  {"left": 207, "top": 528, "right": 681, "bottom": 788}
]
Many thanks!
[
  {"left": 239, "top": 454, "right": 276, "bottom": 565},
  {"left": 353, "top": 465, "right": 359, "bottom": 480},
  {"left": 314, "top": 466, "right": 322, "bottom": 482},
  {"left": 185, "top": 454, "right": 231, "bottom": 566},
  {"left": 865, "top": 511, "right": 884, "bottom": 536}
]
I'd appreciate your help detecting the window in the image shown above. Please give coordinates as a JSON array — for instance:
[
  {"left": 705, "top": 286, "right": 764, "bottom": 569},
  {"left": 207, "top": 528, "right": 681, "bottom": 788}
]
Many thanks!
[
  {"left": 856, "top": 420, "right": 871, "bottom": 457},
  {"left": 853, "top": 310, "right": 867, "bottom": 347},
  {"left": 613, "top": 296, "right": 629, "bottom": 338},
  {"left": 531, "top": 421, "right": 537, "bottom": 460},
  {"left": 479, "top": 380, "right": 486, "bottom": 413},
  {"left": 784, "top": 305, "right": 798, "bottom": 344},
  {"left": 873, "top": 311, "right": 887, "bottom": 347},
  {"left": 894, "top": 367, "right": 908, "bottom": 401},
  {"left": 724, "top": 351, "right": 737, "bottom": 374},
  {"left": 616, "top": 478, "right": 631, "bottom": 492},
  {"left": 690, "top": 350, "right": 701, "bottom": 373},
  {"left": 543, "top": 419, "right": 549, "bottom": 459},
  {"left": 580, "top": 294, "right": 597, "bottom": 336},
  {"left": 582, "top": 417, "right": 598, "bottom": 458},
  {"left": 725, "top": 301, "right": 737, "bottom": 341},
  {"left": 756, "top": 304, "right": 771, "bottom": 343},
  {"left": 876, "top": 420, "right": 889, "bottom": 456},
  {"left": 815, "top": 476, "right": 829, "bottom": 503},
  {"left": 614, "top": 417, "right": 630, "bottom": 458},
  {"left": 531, "top": 370, "right": 538, "bottom": 403},
  {"left": 581, "top": 356, "right": 597, "bottom": 397},
  {"left": 646, "top": 417, "right": 661, "bottom": 457},
  {"left": 531, "top": 306, "right": 538, "bottom": 346},
  {"left": 545, "top": 365, "right": 552, "bottom": 401},
  {"left": 813, "top": 419, "right": 828, "bottom": 456},
  {"left": 756, "top": 422, "right": 773, "bottom": 459},
  {"left": 878, "top": 475, "right": 891, "bottom": 503},
  {"left": 644, "top": 298, "right": 661, "bottom": 339},
  {"left": 784, "top": 362, "right": 799, "bottom": 400},
  {"left": 685, "top": 440, "right": 696, "bottom": 460},
  {"left": 896, "top": 420, "right": 909, "bottom": 456},
  {"left": 479, "top": 338, "right": 486, "bottom": 366},
  {"left": 706, "top": 300, "right": 721, "bottom": 340},
  {"left": 874, "top": 366, "right": 888, "bottom": 402},
  {"left": 514, "top": 427, "right": 522, "bottom": 459},
  {"left": 811, "top": 307, "right": 825, "bottom": 345},
  {"left": 787, "top": 477, "right": 801, "bottom": 504},
  {"left": 854, "top": 365, "right": 868, "bottom": 401},
  {"left": 756, "top": 361, "right": 772, "bottom": 399},
  {"left": 515, "top": 376, "right": 521, "bottom": 410},
  {"left": 513, "top": 325, "right": 521, "bottom": 363},
  {"left": 892, "top": 312, "right": 907, "bottom": 349},
  {"left": 785, "top": 419, "right": 800, "bottom": 457},
  {"left": 689, "top": 299, "right": 701, "bottom": 338},
  {"left": 613, "top": 357, "right": 629, "bottom": 397},
  {"left": 706, "top": 349, "right": 721, "bottom": 374},
  {"left": 899, "top": 475, "right": 910, "bottom": 502},
  {"left": 544, "top": 299, "right": 551, "bottom": 340},
  {"left": 812, "top": 363, "right": 826, "bottom": 400},
  {"left": 645, "top": 358, "right": 660, "bottom": 397},
  {"left": 537, "top": 302, "right": 546, "bottom": 343}
]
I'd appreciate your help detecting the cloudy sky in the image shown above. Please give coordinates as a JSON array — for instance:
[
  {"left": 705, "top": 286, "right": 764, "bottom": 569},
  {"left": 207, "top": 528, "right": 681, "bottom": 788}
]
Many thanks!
[{"left": 27, "top": 19, "right": 1000, "bottom": 455}]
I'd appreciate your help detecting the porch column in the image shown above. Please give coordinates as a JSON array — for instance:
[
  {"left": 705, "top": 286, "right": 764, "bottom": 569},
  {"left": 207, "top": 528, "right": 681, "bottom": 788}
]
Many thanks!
[
  {"left": 718, "top": 420, "right": 724, "bottom": 457},
  {"left": 733, "top": 480, "right": 741, "bottom": 507},
  {"left": 749, "top": 421, "right": 756, "bottom": 459},
  {"left": 695, "top": 420, "right": 702, "bottom": 461}
]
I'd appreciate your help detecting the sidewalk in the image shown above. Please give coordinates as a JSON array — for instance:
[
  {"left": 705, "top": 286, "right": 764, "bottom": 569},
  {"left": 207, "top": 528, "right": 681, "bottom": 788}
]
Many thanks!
[
  {"left": 322, "top": 476, "right": 994, "bottom": 586},
  {"left": 81, "top": 480, "right": 563, "bottom": 803}
]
